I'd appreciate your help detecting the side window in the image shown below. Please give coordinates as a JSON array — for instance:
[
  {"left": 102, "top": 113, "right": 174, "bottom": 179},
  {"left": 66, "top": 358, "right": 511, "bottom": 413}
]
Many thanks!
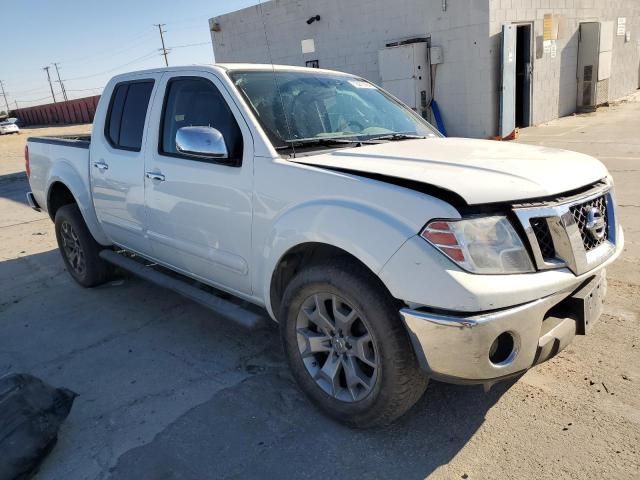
[
  {"left": 107, "top": 85, "right": 127, "bottom": 146},
  {"left": 105, "top": 80, "right": 154, "bottom": 151},
  {"left": 160, "top": 77, "right": 243, "bottom": 161}
]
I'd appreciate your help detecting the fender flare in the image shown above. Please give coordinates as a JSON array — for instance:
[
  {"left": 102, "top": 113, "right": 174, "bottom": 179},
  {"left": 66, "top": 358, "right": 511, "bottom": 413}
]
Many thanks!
[
  {"left": 47, "top": 160, "right": 111, "bottom": 246},
  {"left": 258, "top": 198, "right": 416, "bottom": 319}
]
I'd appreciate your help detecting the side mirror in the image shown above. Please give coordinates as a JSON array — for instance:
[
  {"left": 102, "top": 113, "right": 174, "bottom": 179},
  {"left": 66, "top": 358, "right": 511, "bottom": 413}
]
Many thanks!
[{"left": 175, "top": 126, "right": 228, "bottom": 159}]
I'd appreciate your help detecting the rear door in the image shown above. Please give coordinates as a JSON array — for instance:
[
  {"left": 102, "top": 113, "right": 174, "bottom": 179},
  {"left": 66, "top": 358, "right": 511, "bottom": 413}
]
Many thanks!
[
  {"left": 143, "top": 71, "right": 254, "bottom": 294},
  {"left": 91, "top": 75, "right": 161, "bottom": 254}
]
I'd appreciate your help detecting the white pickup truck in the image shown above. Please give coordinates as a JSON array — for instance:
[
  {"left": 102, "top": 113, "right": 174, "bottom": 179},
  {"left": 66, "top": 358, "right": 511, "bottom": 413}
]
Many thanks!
[{"left": 25, "top": 64, "right": 623, "bottom": 427}]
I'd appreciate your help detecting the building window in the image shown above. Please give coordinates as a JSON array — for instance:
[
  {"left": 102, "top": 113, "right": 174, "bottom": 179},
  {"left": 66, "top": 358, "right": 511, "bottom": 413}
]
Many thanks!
[{"left": 305, "top": 60, "right": 319, "bottom": 68}]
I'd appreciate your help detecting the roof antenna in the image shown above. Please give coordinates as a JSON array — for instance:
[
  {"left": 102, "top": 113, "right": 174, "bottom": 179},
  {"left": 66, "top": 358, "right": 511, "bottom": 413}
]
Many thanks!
[{"left": 257, "top": 0, "right": 297, "bottom": 158}]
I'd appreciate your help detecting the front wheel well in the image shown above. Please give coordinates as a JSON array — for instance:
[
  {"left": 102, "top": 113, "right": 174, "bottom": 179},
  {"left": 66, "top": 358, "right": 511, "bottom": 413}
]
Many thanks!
[
  {"left": 269, "top": 242, "right": 395, "bottom": 320},
  {"left": 47, "top": 182, "right": 77, "bottom": 220}
]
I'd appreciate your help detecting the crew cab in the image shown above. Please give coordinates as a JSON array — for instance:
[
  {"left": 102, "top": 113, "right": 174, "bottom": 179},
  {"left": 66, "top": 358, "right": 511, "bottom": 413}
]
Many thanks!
[{"left": 25, "top": 65, "right": 623, "bottom": 427}]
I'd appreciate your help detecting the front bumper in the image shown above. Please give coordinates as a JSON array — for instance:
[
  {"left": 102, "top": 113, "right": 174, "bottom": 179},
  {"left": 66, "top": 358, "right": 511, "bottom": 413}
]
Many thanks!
[{"left": 400, "top": 269, "right": 607, "bottom": 383}]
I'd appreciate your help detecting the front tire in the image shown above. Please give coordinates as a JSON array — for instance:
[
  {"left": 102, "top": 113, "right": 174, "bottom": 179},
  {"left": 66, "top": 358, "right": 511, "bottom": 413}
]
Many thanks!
[
  {"left": 54, "top": 204, "right": 113, "bottom": 287},
  {"left": 279, "top": 260, "right": 427, "bottom": 428}
]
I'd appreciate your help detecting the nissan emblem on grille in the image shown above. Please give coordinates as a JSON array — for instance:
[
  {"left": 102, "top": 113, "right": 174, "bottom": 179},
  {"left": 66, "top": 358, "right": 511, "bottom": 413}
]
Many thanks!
[
  {"left": 569, "top": 194, "right": 609, "bottom": 252},
  {"left": 586, "top": 206, "right": 606, "bottom": 241}
]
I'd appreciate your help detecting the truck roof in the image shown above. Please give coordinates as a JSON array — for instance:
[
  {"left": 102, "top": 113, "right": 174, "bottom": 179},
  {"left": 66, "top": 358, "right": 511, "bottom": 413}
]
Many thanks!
[{"left": 110, "top": 63, "right": 355, "bottom": 82}]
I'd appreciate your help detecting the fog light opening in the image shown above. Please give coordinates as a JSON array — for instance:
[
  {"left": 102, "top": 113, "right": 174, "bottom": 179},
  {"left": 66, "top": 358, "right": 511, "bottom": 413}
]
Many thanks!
[{"left": 489, "top": 332, "right": 516, "bottom": 365}]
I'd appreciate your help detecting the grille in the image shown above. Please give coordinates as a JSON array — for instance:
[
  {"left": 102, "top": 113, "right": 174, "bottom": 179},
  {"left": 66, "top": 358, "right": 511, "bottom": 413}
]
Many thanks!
[
  {"left": 569, "top": 195, "right": 608, "bottom": 251},
  {"left": 530, "top": 218, "right": 555, "bottom": 259}
]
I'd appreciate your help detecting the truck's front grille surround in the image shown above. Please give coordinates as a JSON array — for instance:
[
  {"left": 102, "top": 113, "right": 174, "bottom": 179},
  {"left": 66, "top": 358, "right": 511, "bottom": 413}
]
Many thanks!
[{"left": 513, "top": 182, "right": 617, "bottom": 275}]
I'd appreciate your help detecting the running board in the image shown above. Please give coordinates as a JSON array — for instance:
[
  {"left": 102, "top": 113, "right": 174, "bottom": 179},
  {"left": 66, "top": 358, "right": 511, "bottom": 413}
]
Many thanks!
[{"left": 99, "top": 250, "right": 267, "bottom": 329}]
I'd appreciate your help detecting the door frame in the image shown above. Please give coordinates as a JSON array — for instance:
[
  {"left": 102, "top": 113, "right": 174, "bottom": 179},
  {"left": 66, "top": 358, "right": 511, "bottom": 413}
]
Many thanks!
[
  {"left": 500, "top": 22, "right": 534, "bottom": 138},
  {"left": 514, "top": 21, "right": 534, "bottom": 128},
  {"left": 576, "top": 21, "right": 601, "bottom": 112}
]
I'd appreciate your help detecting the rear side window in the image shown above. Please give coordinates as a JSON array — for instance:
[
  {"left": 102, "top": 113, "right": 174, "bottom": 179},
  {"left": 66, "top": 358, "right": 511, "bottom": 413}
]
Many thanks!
[
  {"left": 160, "top": 77, "right": 243, "bottom": 162},
  {"left": 105, "top": 80, "right": 154, "bottom": 151}
]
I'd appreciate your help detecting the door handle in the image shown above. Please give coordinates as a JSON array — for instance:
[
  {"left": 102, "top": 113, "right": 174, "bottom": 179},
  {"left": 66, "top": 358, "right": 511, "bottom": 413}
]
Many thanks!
[
  {"left": 146, "top": 171, "right": 165, "bottom": 182},
  {"left": 93, "top": 161, "right": 109, "bottom": 171}
]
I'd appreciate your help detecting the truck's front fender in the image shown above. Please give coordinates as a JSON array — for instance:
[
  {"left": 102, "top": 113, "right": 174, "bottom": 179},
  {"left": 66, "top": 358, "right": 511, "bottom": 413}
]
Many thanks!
[
  {"left": 258, "top": 198, "right": 419, "bottom": 319},
  {"left": 47, "top": 161, "right": 111, "bottom": 246}
]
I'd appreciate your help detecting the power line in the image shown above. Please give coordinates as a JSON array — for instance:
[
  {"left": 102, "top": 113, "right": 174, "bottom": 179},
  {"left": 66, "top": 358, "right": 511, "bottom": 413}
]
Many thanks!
[
  {"left": 66, "top": 86, "right": 103, "bottom": 92},
  {"left": 169, "top": 42, "right": 210, "bottom": 49},
  {"left": 5, "top": 84, "right": 51, "bottom": 96},
  {"left": 8, "top": 22, "right": 214, "bottom": 109},
  {"left": 154, "top": 24, "right": 169, "bottom": 67},
  {"left": 0, "top": 81, "right": 10, "bottom": 113},
  {"left": 20, "top": 94, "right": 56, "bottom": 103},
  {"left": 64, "top": 50, "right": 159, "bottom": 81},
  {"left": 52, "top": 63, "right": 69, "bottom": 102},
  {"left": 59, "top": 30, "right": 157, "bottom": 65},
  {"left": 42, "top": 67, "right": 57, "bottom": 103},
  {"left": 11, "top": 94, "right": 55, "bottom": 108}
]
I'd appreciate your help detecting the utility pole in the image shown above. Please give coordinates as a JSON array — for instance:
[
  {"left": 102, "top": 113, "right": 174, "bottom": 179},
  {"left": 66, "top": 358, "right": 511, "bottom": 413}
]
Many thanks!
[
  {"left": 52, "top": 63, "right": 69, "bottom": 102},
  {"left": 14, "top": 100, "right": 19, "bottom": 110},
  {"left": 0, "top": 80, "right": 9, "bottom": 113},
  {"left": 154, "top": 23, "right": 169, "bottom": 67},
  {"left": 43, "top": 66, "right": 57, "bottom": 103}
]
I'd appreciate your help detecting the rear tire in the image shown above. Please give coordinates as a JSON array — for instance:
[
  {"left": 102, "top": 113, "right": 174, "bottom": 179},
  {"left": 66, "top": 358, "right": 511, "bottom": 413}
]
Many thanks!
[
  {"left": 279, "top": 259, "right": 428, "bottom": 428},
  {"left": 54, "top": 204, "right": 113, "bottom": 287}
]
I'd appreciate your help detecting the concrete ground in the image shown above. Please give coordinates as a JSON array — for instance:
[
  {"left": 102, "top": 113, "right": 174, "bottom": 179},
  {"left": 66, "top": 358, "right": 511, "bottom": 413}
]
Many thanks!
[
  {"left": 0, "top": 96, "right": 639, "bottom": 479},
  {"left": 0, "top": 124, "right": 91, "bottom": 178}
]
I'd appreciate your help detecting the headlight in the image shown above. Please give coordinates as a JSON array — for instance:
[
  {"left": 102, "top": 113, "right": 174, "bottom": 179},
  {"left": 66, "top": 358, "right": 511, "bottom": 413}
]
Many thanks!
[{"left": 420, "top": 216, "right": 534, "bottom": 274}]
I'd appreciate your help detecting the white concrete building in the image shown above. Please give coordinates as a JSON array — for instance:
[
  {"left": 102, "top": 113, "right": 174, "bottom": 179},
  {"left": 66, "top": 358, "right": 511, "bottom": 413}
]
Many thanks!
[{"left": 210, "top": 0, "right": 640, "bottom": 138}]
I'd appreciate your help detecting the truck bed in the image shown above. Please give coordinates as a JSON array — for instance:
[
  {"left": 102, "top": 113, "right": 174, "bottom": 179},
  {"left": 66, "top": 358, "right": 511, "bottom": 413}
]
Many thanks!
[
  {"left": 27, "top": 134, "right": 91, "bottom": 149},
  {"left": 26, "top": 134, "right": 93, "bottom": 219}
]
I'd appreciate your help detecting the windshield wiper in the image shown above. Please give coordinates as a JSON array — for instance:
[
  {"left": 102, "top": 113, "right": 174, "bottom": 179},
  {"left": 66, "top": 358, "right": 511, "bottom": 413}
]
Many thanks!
[
  {"left": 368, "top": 133, "right": 427, "bottom": 141},
  {"left": 275, "top": 137, "right": 374, "bottom": 150}
]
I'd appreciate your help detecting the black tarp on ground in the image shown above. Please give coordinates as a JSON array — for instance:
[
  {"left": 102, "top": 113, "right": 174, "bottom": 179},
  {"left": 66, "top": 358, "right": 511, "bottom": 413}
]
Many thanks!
[{"left": 0, "top": 374, "right": 76, "bottom": 480}]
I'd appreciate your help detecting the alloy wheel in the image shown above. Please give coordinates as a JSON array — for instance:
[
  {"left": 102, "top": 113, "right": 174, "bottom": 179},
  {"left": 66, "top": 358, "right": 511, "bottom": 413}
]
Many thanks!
[
  {"left": 60, "top": 221, "right": 86, "bottom": 276},
  {"left": 296, "top": 293, "right": 378, "bottom": 402}
]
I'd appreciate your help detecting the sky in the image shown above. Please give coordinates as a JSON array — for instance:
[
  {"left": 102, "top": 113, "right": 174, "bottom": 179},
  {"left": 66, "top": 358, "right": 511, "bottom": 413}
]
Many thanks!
[{"left": 0, "top": 0, "right": 260, "bottom": 111}]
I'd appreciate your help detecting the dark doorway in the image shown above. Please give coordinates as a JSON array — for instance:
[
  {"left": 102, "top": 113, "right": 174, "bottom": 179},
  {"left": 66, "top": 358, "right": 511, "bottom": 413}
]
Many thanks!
[{"left": 515, "top": 24, "right": 532, "bottom": 128}]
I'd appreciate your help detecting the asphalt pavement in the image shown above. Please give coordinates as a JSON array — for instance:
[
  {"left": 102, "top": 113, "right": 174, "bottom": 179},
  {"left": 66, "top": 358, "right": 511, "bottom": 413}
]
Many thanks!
[{"left": 0, "top": 96, "right": 638, "bottom": 479}]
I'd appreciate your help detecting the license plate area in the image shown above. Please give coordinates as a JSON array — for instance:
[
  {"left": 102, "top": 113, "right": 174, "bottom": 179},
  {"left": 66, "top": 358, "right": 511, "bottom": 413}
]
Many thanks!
[{"left": 566, "top": 275, "right": 606, "bottom": 335}]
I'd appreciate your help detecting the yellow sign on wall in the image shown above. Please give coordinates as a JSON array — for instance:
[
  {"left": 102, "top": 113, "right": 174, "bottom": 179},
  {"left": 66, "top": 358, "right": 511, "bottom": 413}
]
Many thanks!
[{"left": 543, "top": 14, "right": 558, "bottom": 41}]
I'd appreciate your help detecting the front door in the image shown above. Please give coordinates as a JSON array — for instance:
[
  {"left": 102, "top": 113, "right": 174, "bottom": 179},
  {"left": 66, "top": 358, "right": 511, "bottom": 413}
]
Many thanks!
[
  {"left": 91, "top": 75, "right": 161, "bottom": 254},
  {"left": 143, "top": 72, "right": 254, "bottom": 295}
]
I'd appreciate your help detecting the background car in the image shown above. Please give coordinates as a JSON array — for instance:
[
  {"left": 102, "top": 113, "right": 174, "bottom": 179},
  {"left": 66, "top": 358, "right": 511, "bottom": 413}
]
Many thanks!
[{"left": 0, "top": 120, "right": 20, "bottom": 135}]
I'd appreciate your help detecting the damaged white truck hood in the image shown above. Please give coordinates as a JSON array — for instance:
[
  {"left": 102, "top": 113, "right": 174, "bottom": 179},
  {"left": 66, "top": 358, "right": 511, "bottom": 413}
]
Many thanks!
[{"left": 291, "top": 137, "right": 608, "bottom": 205}]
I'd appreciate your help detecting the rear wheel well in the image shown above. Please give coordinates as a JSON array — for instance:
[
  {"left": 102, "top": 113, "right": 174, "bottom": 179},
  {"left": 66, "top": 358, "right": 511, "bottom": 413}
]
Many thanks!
[
  {"left": 270, "top": 242, "right": 394, "bottom": 320},
  {"left": 47, "top": 182, "right": 77, "bottom": 220}
]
